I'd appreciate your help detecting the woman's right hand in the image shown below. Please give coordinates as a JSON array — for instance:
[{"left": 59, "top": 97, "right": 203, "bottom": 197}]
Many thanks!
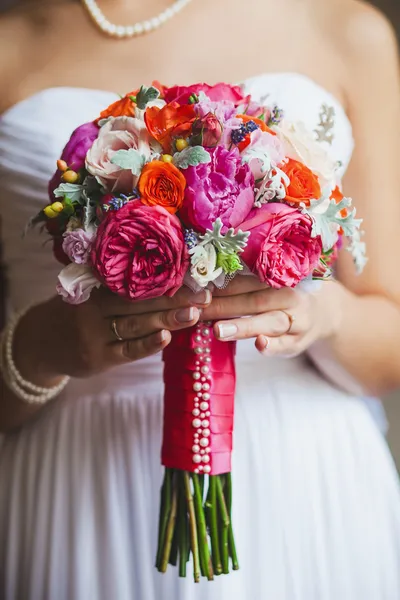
[{"left": 13, "top": 288, "right": 211, "bottom": 382}]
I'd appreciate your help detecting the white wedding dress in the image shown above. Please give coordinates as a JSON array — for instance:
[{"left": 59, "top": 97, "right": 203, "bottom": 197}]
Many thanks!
[{"left": 1, "top": 73, "right": 400, "bottom": 600}]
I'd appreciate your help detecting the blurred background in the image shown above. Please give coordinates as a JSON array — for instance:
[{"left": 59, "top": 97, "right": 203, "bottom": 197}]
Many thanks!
[{"left": 1, "top": 0, "right": 400, "bottom": 464}]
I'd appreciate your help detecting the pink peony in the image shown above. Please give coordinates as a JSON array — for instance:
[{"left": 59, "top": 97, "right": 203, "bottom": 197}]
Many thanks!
[
  {"left": 91, "top": 200, "right": 189, "bottom": 300},
  {"left": 164, "top": 82, "right": 247, "bottom": 105},
  {"left": 240, "top": 203, "right": 323, "bottom": 288},
  {"left": 62, "top": 229, "right": 94, "bottom": 265},
  {"left": 180, "top": 146, "right": 254, "bottom": 233},
  {"left": 49, "top": 121, "right": 99, "bottom": 199},
  {"left": 57, "top": 263, "right": 101, "bottom": 304},
  {"left": 85, "top": 116, "right": 159, "bottom": 193}
]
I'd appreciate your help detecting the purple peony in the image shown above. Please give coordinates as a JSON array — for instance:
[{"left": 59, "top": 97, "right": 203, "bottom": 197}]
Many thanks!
[
  {"left": 62, "top": 228, "right": 94, "bottom": 264},
  {"left": 48, "top": 121, "right": 99, "bottom": 199},
  {"left": 180, "top": 146, "right": 255, "bottom": 233}
]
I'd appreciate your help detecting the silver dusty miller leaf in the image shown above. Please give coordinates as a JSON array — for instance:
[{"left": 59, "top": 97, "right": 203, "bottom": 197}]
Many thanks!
[
  {"left": 53, "top": 183, "right": 84, "bottom": 204},
  {"left": 314, "top": 104, "right": 335, "bottom": 145},
  {"left": 198, "top": 218, "right": 250, "bottom": 254},
  {"left": 111, "top": 149, "right": 146, "bottom": 175},
  {"left": 173, "top": 146, "right": 211, "bottom": 169}
]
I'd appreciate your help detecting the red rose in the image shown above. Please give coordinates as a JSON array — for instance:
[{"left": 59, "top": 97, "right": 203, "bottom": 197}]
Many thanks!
[{"left": 91, "top": 200, "right": 189, "bottom": 300}]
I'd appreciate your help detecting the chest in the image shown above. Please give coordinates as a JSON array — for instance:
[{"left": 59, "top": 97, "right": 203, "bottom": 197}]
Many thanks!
[{"left": 8, "top": 0, "right": 344, "bottom": 110}]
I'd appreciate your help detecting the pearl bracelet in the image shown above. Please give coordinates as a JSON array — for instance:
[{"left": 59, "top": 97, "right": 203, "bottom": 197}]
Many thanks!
[{"left": 0, "top": 306, "right": 70, "bottom": 405}]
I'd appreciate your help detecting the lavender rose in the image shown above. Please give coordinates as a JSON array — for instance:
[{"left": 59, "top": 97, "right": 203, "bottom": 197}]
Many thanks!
[
  {"left": 49, "top": 121, "right": 99, "bottom": 199},
  {"left": 91, "top": 200, "right": 189, "bottom": 300},
  {"left": 240, "top": 203, "right": 323, "bottom": 288},
  {"left": 62, "top": 229, "right": 94, "bottom": 265},
  {"left": 180, "top": 146, "right": 254, "bottom": 233}
]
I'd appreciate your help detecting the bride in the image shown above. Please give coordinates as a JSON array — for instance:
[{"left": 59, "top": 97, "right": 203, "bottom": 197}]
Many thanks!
[{"left": 1, "top": 0, "right": 400, "bottom": 598}]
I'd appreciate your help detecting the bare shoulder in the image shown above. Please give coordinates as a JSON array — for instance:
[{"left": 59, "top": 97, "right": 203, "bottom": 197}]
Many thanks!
[
  {"left": 333, "top": 1, "right": 398, "bottom": 71},
  {"left": 0, "top": 3, "right": 57, "bottom": 114}
]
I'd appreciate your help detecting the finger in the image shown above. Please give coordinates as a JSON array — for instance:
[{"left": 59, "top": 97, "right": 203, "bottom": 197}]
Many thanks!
[
  {"left": 214, "top": 311, "right": 295, "bottom": 341},
  {"left": 98, "top": 287, "right": 212, "bottom": 317},
  {"left": 212, "top": 276, "right": 268, "bottom": 297},
  {"left": 201, "top": 288, "right": 297, "bottom": 321},
  {"left": 108, "top": 329, "right": 172, "bottom": 364},
  {"left": 255, "top": 334, "right": 302, "bottom": 358},
  {"left": 107, "top": 306, "right": 201, "bottom": 343}
]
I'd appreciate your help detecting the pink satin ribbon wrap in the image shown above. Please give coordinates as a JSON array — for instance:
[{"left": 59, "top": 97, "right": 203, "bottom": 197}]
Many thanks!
[{"left": 162, "top": 324, "right": 237, "bottom": 475}]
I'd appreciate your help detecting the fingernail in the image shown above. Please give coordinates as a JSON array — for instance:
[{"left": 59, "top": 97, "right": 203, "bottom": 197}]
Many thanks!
[
  {"left": 159, "top": 330, "right": 168, "bottom": 342},
  {"left": 175, "top": 307, "right": 196, "bottom": 323},
  {"left": 189, "top": 289, "right": 212, "bottom": 306},
  {"left": 259, "top": 336, "right": 270, "bottom": 354},
  {"left": 217, "top": 323, "right": 238, "bottom": 339}
]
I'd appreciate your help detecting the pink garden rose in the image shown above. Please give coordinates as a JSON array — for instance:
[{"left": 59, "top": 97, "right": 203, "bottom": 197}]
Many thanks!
[
  {"left": 192, "top": 112, "right": 223, "bottom": 147},
  {"left": 164, "top": 82, "right": 247, "bottom": 105},
  {"left": 91, "top": 200, "right": 189, "bottom": 300},
  {"left": 62, "top": 229, "right": 94, "bottom": 265},
  {"left": 180, "top": 146, "right": 254, "bottom": 233},
  {"left": 57, "top": 263, "right": 101, "bottom": 304},
  {"left": 85, "top": 116, "right": 159, "bottom": 193},
  {"left": 49, "top": 121, "right": 99, "bottom": 199},
  {"left": 240, "top": 203, "right": 323, "bottom": 288}
]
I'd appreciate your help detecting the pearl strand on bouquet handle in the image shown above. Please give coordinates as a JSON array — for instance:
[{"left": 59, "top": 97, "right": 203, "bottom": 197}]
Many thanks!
[{"left": 82, "top": 0, "right": 194, "bottom": 39}]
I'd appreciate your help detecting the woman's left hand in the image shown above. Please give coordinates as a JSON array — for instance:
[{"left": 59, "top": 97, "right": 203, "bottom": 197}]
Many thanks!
[{"left": 200, "top": 277, "right": 341, "bottom": 357}]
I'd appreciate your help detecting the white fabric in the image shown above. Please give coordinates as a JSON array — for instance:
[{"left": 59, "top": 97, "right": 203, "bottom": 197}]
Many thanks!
[{"left": 0, "top": 73, "right": 399, "bottom": 600}]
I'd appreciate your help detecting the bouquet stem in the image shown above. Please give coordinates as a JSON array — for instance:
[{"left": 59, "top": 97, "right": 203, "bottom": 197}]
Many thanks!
[
  {"left": 156, "top": 468, "right": 238, "bottom": 582},
  {"left": 158, "top": 323, "right": 238, "bottom": 581}
]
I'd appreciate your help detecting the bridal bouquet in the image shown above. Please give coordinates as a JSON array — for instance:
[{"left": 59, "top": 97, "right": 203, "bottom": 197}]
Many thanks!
[{"left": 32, "top": 81, "right": 365, "bottom": 582}]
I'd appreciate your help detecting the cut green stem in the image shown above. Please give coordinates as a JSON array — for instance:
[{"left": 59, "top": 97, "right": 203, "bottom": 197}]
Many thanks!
[
  {"left": 216, "top": 477, "right": 230, "bottom": 574},
  {"left": 156, "top": 468, "right": 172, "bottom": 569},
  {"left": 206, "top": 476, "right": 222, "bottom": 575},
  {"left": 225, "top": 474, "right": 239, "bottom": 571},
  {"left": 183, "top": 471, "right": 201, "bottom": 583},
  {"left": 178, "top": 476, "right": 188, "bottom": 578},
  {"left": 159, "top": 472, "right": 178, "bottom": 573},
  {"left": 192, "top": 474, "right": 214, "bottom": 581}
]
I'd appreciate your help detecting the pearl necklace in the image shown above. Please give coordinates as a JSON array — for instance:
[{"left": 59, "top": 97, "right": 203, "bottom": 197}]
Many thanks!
[{"left": 82, "top": 0, "right": 194, "bottom": 39}]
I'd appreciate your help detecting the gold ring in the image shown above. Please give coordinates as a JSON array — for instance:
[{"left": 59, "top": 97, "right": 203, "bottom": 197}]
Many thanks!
[
  {"left": 280, "top": 310, "right": 295, "bottom": 335},
  {"left": 111, "top": 318, "right": 124, "bottom": 342}
]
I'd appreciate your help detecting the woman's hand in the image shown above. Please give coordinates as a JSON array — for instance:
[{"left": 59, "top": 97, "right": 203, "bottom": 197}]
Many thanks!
[
  {"left": 201, "top": 278, "right": 342, "bottom": 357},
  {"left": 14, "top": 287, "right": 212, "bottom": 382}
]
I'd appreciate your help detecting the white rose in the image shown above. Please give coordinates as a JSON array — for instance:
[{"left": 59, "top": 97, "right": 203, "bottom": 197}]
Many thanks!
[
  {"left": 274, "top": 120, "right": 337, "bottom": 188},
  {"left": 57, "top": 264, "right": 101, "bottom": 305},
  {"left": 189, "top": 243, "right": 223, "bottom": 288}
]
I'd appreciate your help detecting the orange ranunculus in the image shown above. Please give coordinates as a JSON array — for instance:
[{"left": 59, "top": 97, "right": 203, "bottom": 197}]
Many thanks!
[
  {"left": 144, "top": 102, "right": 196, "bottom": 152},
  {"left": 236, "top": 114, "right": 276, "bottom": 151},
  {"left": 138, "top": 161, "right": 186, "bottom": 214},
  {"left": 281, "top": 158, "right": 322, "bottom": 205},
  {"left": 96, "top": 95, "right": 136, "bottom": 122}
]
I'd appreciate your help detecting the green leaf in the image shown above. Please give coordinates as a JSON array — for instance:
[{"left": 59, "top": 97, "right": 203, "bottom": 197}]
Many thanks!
[
  {"left": 199, "top": 219, "right": 250, "bottom": 254},
  {"left": 111, "top": 149, "right": 146, "bottom": 175},
  {"left": 135, "top": 85, "right": 160, "bottom": 110},
  {"left": 173, "top": 146, "right": 211, "bottom": 170},
  {"left": 216, "top": 252, "right": 243, "bottom": 274},
  {"left": 53, "top": 183, "right": 84, "bottom": 204}
]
